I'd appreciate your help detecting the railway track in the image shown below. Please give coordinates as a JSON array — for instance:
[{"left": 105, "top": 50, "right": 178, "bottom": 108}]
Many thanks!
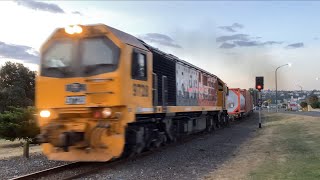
[
  {"left": 10, "top": 162, "right": 103, "bottom": 180},
  {"left": 10, "top": 122, "right": 236, "bottom": 180},
  {"left": 10, "top": 150, "right": 155, "bottom": 180}
]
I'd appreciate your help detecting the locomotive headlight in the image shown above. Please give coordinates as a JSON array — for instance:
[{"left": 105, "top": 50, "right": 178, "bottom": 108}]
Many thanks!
[
  {"left": 101, "top": 108, "right": 112, "bottom": 118},
  {"left": 73, "top": 25, "right": 83, "bottom": 34},
  {"left": 40, "top": 110, "right": 51, "bottom": 118},
  {"left": 65, "top": 25, "right": 83, "bottom": 35},
  {"left": 65, "top": 26, "right": 75, "bottom": 35}
]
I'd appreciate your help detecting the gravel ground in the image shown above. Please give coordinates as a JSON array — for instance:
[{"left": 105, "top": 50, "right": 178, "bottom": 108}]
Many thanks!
[
  {"left": 0, "top": 152, "right": 68, "bottom": 179},
  {"left": 0, "top": 140, "right": 42, "bottom": 159},
  {"left": 81, "top": 113, "right": 260, "bottom": 180}
]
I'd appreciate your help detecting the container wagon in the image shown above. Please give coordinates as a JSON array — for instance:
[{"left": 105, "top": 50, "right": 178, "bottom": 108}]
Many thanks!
[{"left": 227, "top": 88, "right": 253, "bottom": 119}]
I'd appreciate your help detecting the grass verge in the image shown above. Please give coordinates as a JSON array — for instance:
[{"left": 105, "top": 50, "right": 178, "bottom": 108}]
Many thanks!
[{"left": 248, "top": 114, "right": 320, "bottom": 180}]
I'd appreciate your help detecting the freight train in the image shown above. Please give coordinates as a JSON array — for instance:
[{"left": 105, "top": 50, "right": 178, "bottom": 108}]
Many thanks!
[{"left": 36, "top": 24, "right": 251, "bottom": 162}]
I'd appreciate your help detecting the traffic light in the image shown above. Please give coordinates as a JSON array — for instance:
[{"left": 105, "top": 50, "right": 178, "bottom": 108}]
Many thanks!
[{"left": 256, "top": 76, "right": 264, "bottom": 91}]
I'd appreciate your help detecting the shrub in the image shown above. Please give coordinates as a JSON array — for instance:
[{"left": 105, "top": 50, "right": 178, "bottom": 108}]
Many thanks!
[
  {"left": 307, "top": 95, "right": 319, "bottom": 105},
  {"left": 0, "top": 107, "right": 39, "bottom": 142},
  {"left": 310, "top": 102, "right": 320, "bottom": 109}
]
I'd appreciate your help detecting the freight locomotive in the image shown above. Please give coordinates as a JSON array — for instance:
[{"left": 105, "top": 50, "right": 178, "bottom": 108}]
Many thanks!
[{"left": 36, "top": 24, "right": 248, "bottom": 162}]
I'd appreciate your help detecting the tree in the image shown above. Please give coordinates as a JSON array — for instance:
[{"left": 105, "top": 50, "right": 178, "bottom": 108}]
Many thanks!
[
  {"left": 307, "top": 95, "right": 318, "bottom": 104},
  {"left": 0, "top": 61, "right": 36, "bottom": 112},
  {"left": 0, "top": 62, "right": 37, "bottom": 158},
  {"left": 307, "top": 95, "right": 319, "bottom": 108},
  {"left": 300, "top": 101, "right": 308, "bottom": 108}
]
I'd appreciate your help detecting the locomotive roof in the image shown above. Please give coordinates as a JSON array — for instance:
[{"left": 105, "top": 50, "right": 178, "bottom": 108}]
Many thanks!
[
  {"left": 106, "top": 25, "right": 149, "bottom": 51},
  {"left": 105, "top": 24, "right": 225, "bottom": 84}
]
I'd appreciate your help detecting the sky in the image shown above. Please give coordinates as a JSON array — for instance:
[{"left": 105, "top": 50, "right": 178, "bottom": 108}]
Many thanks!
[{"left": 0, "top": 0, "right": 319, "bottom": 90}]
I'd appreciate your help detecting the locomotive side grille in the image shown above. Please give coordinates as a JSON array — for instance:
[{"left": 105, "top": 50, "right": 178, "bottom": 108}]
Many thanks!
[{"left": 152, "top": 52, "right": 176, "bottom": 106}]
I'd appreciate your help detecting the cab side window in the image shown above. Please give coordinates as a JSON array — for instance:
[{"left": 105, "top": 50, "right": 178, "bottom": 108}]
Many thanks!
[{"left": 132, "top": 51, "right": 147, "bottom": 81}]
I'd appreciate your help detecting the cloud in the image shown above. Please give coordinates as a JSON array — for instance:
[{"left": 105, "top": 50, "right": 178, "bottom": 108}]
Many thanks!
[
  {"left": 217, "top": 33, "right": 283, "bottom": 49},
  {"left": 14, "top": 0, "right": 65, "bottom": 14},
  {"left": 138, "top": 33, "right": 182, "bottom": 48},
  {"left": 0, "top": 41, "right": 39, "bottom": 64},
  {"left": 216, "top": 34, "right": 250, "bottom": 43},
  {"left": 314, "top": 37, "right": 318, "bottom": 40},
  {"left": 262, "top": 41, "right": 283, "bottom": 45},
  {"left": 218, "top": 23, "right": 244, "bottom": 32},
  {"left": 216, "top": 24, "right": 284, "bottom": 49},
  {"left": 234, "top": 40, "right": 283, "bottom": 47},
  {"left": 234, "top": 40, "right": 260, "bottom": 47},
  {"left": 72, "top": 11, "right": 83, "bottom": 16},
  {"left": 286, "top": 42, "right": 304, "bottom": 49},
  {"left": 253, "top": 37, "right": 262, "bottom": 39},
  {"left": 220, "top": 42, "right": 236, "bottom": 49}
]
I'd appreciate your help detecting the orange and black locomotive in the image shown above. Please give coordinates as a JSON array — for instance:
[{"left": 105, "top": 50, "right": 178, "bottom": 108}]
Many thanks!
[{"left": 36, "top": 24, "right": 229, "bottom": 161}]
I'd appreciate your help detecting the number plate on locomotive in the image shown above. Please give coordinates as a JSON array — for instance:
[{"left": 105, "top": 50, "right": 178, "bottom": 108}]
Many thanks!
[{"left": 65, "top": 96, "right": 86, "bottom": 105}]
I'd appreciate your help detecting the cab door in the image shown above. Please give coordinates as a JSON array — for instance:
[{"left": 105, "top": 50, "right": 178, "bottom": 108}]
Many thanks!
[{"left": 131, "top": 49, "right": 153, "bottom": 113}]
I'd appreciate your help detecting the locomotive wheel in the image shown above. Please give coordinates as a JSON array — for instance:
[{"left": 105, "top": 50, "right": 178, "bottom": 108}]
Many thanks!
[
  {"left": 154, "top": 139, "right": 162, "bottom": 148},
  {"left": 222, "top": 114, "right": 226, "bottom": 127},
  {"left": 218, "top": 114, "right": 224, "bottom": 128},
  {"left": 161, "top": 134, "right": 167, "bottom": 146},
  {"left": 207, "top": 126, "right": 213, "bottom": 133},
  {"left": 168, "top": 124, "right": 178, "bottom": 143},
  {"left": 221, "top": 114, "right": 229, "bottom": 127},
  {"left": 146, "top": 138, "right": 155, "bottom": 151},
  {"left": 206, "top": 117, "right": 214, "bottom": 133},
  {"left": 221, "top": 114, "right": 227, "bottom": 127},
  {"left": 225, "top": 115, "right": 230, "bottom": 127},
  {"left": 135, "top": 142, "right": 145, "bottom": 154},
  {"left": 214, "top": 115, "right": 220, "bottom": 129}
]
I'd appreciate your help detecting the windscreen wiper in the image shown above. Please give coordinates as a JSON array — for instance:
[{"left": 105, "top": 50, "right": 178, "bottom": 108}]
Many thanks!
[
  {"left": 45, "top": 66, "right": 71, "bottom": 75},
  {"left": 84, "top": 63, "right": 113, "bottom": 74}
]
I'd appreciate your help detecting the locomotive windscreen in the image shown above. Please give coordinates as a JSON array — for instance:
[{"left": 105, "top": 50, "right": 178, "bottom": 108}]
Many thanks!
[{"left": 41, "top": 37, "right": 120, "bottom": 78}]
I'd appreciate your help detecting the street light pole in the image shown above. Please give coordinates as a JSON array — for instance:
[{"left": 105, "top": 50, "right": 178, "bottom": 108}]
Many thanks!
[{"left": 275, "top": 63, "right": 291, "bottom": 112}]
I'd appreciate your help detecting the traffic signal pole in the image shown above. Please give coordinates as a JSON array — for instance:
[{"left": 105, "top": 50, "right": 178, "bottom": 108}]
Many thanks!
[
  {"left": 258, "top": 91, "right": 262, "bottom": 128},
  {"left": 256, "top": 76, "right": 264, "bottom": 128}
]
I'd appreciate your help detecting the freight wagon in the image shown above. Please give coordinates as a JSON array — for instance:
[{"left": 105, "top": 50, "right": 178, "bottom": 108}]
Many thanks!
[
  {"left": 36, "top": 24, "right": 230, "bottom": 162},
  {"left": 227, "top": 88, "right": 253, "bottom": 119}
]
